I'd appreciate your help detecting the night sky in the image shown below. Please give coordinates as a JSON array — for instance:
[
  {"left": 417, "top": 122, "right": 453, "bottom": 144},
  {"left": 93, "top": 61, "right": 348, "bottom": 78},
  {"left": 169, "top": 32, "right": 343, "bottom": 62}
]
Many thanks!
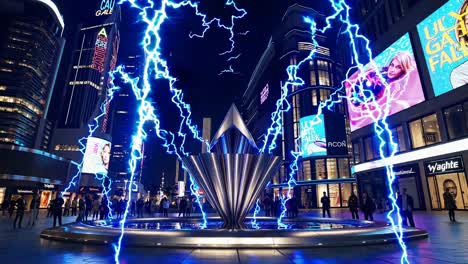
[{"left": 53, "top": 0, "right": 330, "bottom": 188}]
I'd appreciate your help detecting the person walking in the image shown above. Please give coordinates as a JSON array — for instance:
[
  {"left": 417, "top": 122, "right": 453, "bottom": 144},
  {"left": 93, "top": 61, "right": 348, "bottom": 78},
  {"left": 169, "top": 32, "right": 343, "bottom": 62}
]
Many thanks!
[
  {"left": 63, "top": 198, "right": 71, "bottom": 217},
  {"left": 178, "top": 197, "right": 187, "bottom": 217},
  {"left": 137, "top": 197, "right": 144, "bottom": 218},
  {"left": 348, "top": 192, "right": 359, "bottom": 220},
  {"left": 47, "top": 201, "right": 53, "bottom": 217},
  {"left": 397, "top": 188, "right": 415, "bottom": 227},
  {"left": 84, "top": 195, "right": 92, "bottom": 221},
  {"left": 27, "top": 194, "right": 40, "bottom": 226},
  {"left": 162, "top": 197, "right": 169, "bottom": 217},
  {"left": 71, "top": 197, "right": 78, "bottom": 216},
  {"left": 273, "top": 197, "right": 280, "bottom": 217},
  {"left": 2, "top": 199, "right": 10, "bottom": 216},
  {"left": 185, "top": 197, "right": 192, "bottom": 217},
  {"left": 77, "top": 196, "right": 86, "bottom": 222},
  {"left": 320, "top": 192, "right": 331, "bottom": 218},
  {"left": 92, "top": 197, "right": 100, "bottom": 220},
  {"left": 52, "top": 194, "right": 64, "bottom": 228},
  {"left": 130, "top": 200, "right": 136, "bottom": 217},
  {"left": 361, "top": 192, "right": 375, "bottom": 221},
  {"left": 8, "top": 198, "right": 16, "bottom": 218},
  {"left": 443, "top": 188, "right": 457, "bottom": 222},
  {"left": 13, "top": 196, "right": 25, "bottom": 229}
]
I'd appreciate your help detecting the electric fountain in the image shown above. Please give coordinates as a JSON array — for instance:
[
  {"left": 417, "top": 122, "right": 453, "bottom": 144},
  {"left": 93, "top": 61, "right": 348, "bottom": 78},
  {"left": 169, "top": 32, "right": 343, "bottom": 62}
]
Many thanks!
[{"left": 41, "top": 105, "right": 427, "bottom": 248}]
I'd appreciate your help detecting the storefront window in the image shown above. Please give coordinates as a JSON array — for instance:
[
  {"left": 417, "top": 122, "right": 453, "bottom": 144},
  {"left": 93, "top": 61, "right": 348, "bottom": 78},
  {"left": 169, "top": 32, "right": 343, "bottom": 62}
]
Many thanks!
[
  {"left": 311, "top": 89, "right": 317, "bottom": 106},
  {"left": 316, "top": 184, "right": 327, "bottom": 208},
  {"left": 444, "top": 103, "right": 468, "bottom": 139},
  {"left": 338, "top": 159, "right": 350, "bottom": 178},
  {"left": 341, "top": 183, "right": 352, "bottom": 207},
  {"left": 0, "top": 187, "right": 5, "bottom": 205},
  {"left": 327, "top": 159, "right": 337, "bottom": 179},
  {"left": 422, "top": 114, "right": 441, "bottom": 145},
  {"left": 315, "top": 159, "right": 326, "bottom": 179},
  {"left": 319, "top": 89, "right": 331, "bottom": 102},
  {"left": 303, "top": 160, "right": 312, "bottom": 181},
  {"left": 329, "top": 184, "right": 341, "bottom": 207},
  {"left": 310, "top": 60, "right": 317, "bottom": 86},
  {"left": 409, "top": 114, "right": 441, "bottom": 148}
]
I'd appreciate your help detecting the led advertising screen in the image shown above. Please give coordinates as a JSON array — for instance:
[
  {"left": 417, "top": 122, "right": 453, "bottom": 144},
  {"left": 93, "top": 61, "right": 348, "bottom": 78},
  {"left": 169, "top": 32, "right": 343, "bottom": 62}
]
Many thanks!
[
  {"left": 82, "top": 137, "right": 111, "bottom": 175},
  {"left": 300, "top": 115, "right": 327, "bottom": 158},
  {"left": 417, "top": 0, "right": 468, "bottom": 96},
  {"left": 345, "top": 33, "right": 425, "bottom": 131}
]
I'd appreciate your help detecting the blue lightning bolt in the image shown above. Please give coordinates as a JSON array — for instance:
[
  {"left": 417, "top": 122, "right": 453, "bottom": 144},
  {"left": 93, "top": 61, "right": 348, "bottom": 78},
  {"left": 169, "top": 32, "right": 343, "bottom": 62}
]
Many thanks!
[
  {"left": 113, "top": 0, "right": 247, "bottom": 261},
  {"left": 251, "top": 199, "right": 261, "bottom": 229}
]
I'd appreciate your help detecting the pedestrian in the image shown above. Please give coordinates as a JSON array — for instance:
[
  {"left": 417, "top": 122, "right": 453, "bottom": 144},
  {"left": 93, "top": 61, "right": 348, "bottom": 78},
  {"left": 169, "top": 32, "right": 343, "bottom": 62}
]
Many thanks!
[
  {"left": 85, "top": 195, "right": 92, "bottom": 221},
  {"left": 397, "top": 188, "right": 415, "bottom": 227},
  {"left": 47, "top": 200, "right": 53, "bottom": 217},
  {"left": 178, "top": 197, "right": 187, "bottom": 217},
  {"left": 361, "top": 191, "right": 375, "bottom": 221},
  {"left": 348, "top": 191, "right": 359, "bottom": 220},
  {"left": 443, "top": 188, "right": 457, "bottom": 222},
  {"left": 92, "top": 197, "right": 100, "bottom": 220},
  {"left": 263, "top": 196, "right": 272, "bottom": 217},
  {"left": 137, "top": 197, "right": 144, "bottom": 218},
  {"left": 273, "top": 197, "right": 280, "bottom": 217},
  {"left": 63, "top": 198, "right": 71, "bottom": 216},
  {"left": 2, "top": 199, "right": 10, "bottom": 216},
  {"left": 71, "top": 197, "right": 78, "bottom": 216},
  {"left": 77, "top": 196, "right": 85, "bottom": 222},
  {"left": 53, "top": 194, "right": 64, "bottom": 228},
  {"left": 13, "top": 196, "right": 25, "bottom": 229},
  {"left": 8, "top": 197, "right": 16, "bottom": 218},
  {"left": 321, "top": 192, "right": 331, "bottom": 218},
  {"left": 27, "top": 194, "right": 40, "bottom": 226},
  {"left": 291, "top": 196, "right": 299, "bottom": 218},
  {"left": 162, "top": 197, "right": 169, "bottom": 217},
  {"left": 185, "top": 197, "right": 192, "bottom": 217}
]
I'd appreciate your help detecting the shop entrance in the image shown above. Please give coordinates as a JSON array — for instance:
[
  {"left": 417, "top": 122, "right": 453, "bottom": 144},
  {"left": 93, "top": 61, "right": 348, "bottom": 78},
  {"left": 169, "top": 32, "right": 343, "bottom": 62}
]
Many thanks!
[{"left": 427, "top": 172, "right": 468, "bottom": 210}]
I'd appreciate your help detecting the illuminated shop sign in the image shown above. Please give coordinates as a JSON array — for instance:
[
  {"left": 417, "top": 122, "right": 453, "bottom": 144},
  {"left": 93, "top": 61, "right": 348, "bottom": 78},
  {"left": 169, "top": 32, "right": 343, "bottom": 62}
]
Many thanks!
[
  {"left": 96, "top": 0, "right": 115, "bottom": 16},
  {"left": 17, "top": 189, "right": 34, "bottom": 194},
  {"left": 417, "top": 0, "right": 468, "bottom": 96},
  {"left": 424, "top": 156, "right": 464, "bottom": 175},
  {"left": 345, "top": 33, "right": 425, "bottom": 131},
  {"left": 42, "top": 183, "right": 55, "bottom": 189},
  {"left": 300, "top": 114, "right": 348, "bottom": 158},
  {"left": 260, "top": 84, "right": 269, "bottom": 104},
  {"left": 91, "top": 28, "right": 108, "bottom": 73}
]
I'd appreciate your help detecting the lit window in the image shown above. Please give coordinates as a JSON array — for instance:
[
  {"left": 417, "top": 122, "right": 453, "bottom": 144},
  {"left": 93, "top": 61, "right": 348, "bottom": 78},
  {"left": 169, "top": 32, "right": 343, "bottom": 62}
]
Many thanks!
[{"left": 409, "top": 114, "right": 441, "bottom": 149}]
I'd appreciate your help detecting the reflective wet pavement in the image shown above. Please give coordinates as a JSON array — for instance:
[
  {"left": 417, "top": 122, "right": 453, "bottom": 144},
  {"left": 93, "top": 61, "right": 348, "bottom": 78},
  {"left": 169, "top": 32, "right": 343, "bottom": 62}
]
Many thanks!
[{"left": 1, "top": 209, "right": 467, "bottom": 263}]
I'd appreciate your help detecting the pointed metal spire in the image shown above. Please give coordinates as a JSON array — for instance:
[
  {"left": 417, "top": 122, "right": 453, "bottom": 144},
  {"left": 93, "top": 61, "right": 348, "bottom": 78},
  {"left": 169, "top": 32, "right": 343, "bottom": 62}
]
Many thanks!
[{"left": 210, "top": 104, "right": 257, "bottom": 151}]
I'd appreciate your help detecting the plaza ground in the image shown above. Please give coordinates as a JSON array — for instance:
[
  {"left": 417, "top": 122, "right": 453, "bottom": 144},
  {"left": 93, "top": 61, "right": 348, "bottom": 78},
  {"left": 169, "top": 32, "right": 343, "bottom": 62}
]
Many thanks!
[{"left": 0, "top": 209, "right": 466, "bottom": 263}]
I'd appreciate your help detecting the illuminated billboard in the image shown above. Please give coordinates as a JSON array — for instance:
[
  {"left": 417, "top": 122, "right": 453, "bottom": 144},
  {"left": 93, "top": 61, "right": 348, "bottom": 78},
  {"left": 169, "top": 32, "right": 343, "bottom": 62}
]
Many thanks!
[
  {"left": 82, "top": 137, "right": 111, "bottom": 175},
  {"left": 345, "top": 33, "right": 425, "bottom": 131},
  {"left": 417, "top": 0, "right": 468, "bottom": 96},
  {"left": 300, "top": 114, "right": 348, "bottom": 158},
  {"left": 300, "top": 115, "right": 327, "bottom": 158}
]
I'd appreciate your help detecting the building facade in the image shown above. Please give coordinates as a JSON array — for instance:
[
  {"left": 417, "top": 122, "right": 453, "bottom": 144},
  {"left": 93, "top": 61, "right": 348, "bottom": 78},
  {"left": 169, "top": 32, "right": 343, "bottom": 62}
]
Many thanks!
[
  {"left": 349, "top": 0, "right": 468, "bottom": 211},
  {"left": 0, "top": 0, "right": 65, "bottom": 148},
  {"left": 242, "top": 4, "right": 354, "bottom": 209},
  {"left": 50, "top": 1, "right": 120, "bottom": 188},
  {"left": 0, "top": 0, "right": 74, "bottom": 207}
]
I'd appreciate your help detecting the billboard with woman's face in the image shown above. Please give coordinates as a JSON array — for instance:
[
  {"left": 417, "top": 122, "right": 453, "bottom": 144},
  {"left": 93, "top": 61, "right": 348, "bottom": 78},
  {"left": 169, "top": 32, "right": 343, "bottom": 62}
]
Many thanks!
[
  {"left": 82, "top": 137, "right": 111, "bottom": 175},
  {"left": 417, "top": 0, "right": 468, "bottom": 96},
  {"left": 345, "top": 33, "right": 425, "bottom": 131}
]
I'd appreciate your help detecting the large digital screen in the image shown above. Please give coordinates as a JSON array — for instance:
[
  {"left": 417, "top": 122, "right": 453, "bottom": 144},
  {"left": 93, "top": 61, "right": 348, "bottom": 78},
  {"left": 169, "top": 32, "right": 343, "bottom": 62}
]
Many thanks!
[
  {"left": 300, "top": 115, "right": 327, "bottom": 158},
  {"left": 417, "top": 0, "right": 468, "bottom": 96},
  {"left": 345, "top": 33, "right": 425, "bottom": 131},
  {"left": 82, "top": 137, "right": 111, "bottom": 175}
]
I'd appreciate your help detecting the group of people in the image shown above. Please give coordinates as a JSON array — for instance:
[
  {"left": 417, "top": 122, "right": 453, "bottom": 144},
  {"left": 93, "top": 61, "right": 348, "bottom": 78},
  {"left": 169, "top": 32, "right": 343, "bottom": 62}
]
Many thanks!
[
  {"left": 260, "top": 195, "right": 297, "bottom": 218},
  {"left": 177, "top": 196, "right": 193, "bottom": 217}
]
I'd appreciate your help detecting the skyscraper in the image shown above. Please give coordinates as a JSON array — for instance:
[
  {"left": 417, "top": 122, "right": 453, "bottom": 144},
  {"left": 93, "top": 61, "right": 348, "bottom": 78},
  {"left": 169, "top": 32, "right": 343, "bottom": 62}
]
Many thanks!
[
  {"left": 109, "top": 54, "right": 142, "bottom": 179},
  {"left": 51, "top": 1, "right": 120, "bottom": 164},
  {"left": 0, "top": 0, "right": 65, "bottom": 148}
]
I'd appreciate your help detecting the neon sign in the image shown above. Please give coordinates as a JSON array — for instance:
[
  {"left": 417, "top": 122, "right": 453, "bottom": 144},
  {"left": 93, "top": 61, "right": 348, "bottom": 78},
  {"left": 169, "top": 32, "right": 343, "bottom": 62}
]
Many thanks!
[
  {"left": 91, "top": 28, "right": 108, "bottom": 73},
  {"left": 96, "top": 0, "right": 115, "bottom": 16}
]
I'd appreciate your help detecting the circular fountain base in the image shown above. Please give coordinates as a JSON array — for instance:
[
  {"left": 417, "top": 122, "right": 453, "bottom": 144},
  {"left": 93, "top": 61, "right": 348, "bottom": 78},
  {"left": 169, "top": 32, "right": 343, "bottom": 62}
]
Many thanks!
[{"left": 40, "top": 217, "right": 427, "bottom": 248}]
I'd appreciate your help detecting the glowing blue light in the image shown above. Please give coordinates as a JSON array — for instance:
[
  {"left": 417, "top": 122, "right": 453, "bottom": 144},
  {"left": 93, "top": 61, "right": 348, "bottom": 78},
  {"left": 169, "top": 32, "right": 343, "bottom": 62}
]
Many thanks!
[
  {"left": 251, "top": 199, "right": 261, "bottom": 229},
  {"left": 113, "top": 1, "right": 247, "bottom": 262}
]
